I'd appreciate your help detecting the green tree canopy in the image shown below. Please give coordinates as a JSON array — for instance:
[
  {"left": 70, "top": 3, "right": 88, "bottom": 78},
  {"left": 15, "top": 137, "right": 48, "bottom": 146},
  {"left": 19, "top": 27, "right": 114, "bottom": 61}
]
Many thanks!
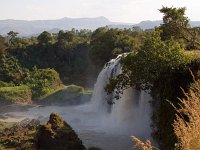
[
  {"left": 105, "top": 31, "right": 194, "bottom": 98},
  {"left": 37, "top": 31, "right": 53, "bottom": 45},
  {"left": 90, "top": 28, "right": 134, "bottom": 68},
  {"left": 159, "top": 6, "right": 200, "bottom": 49}
]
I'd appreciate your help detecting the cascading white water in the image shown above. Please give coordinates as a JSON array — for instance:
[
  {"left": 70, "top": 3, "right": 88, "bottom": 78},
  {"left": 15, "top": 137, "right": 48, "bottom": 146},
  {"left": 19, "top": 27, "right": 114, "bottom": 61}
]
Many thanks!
[
  {"left": 91, "top": 53, "right": 152, "bottom": 139},
  {"left": 91, "top": 54, "right": 124, "bottom": 113}
]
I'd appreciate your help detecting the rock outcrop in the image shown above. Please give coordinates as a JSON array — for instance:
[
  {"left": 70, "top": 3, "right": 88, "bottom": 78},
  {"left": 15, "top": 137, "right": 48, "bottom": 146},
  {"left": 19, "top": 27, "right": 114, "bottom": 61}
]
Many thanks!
[{"left": 36, "top": 112, "right": 86, "bottom": 150}]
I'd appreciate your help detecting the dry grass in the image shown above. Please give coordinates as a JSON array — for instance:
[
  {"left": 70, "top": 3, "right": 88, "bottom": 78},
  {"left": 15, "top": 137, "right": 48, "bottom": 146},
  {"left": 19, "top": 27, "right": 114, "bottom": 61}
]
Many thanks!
[
  {"left": 173, "top": 80, "right": 200, "bottom": 150},
  {"left": 131, "top": 136, "right": 159, "bottom": 150}
]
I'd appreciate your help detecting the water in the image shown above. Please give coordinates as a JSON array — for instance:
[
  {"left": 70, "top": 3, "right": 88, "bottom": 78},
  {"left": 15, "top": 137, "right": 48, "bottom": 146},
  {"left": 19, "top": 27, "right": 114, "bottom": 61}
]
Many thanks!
[{"left": 0, "top": 54, "right": 153, "bottom": 150}]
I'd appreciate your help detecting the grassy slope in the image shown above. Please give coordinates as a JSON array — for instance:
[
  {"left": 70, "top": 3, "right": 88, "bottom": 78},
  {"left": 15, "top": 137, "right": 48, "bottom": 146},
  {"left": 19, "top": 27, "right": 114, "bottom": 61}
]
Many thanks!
[
  {"left": 0, "top": 86, "right": 32, "bottom": 104},
  {"left": 39, "top": 85, "right": 92, "bottom": 105}
]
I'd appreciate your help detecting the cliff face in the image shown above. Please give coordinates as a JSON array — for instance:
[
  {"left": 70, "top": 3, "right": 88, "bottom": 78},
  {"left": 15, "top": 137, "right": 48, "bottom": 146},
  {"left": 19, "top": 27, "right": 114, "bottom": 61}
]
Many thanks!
[{"left": 36, "top": 112, "right": 86, "bottom": 150}]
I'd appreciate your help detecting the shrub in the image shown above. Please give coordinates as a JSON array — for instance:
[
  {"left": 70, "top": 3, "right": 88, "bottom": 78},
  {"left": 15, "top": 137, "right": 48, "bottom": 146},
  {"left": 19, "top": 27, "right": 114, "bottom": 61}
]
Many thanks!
[
  {"left": 23, "top": 68, "right": 63, "bottom": 100},
  {"left": 0, "top": 81, "right": 14, "bottom": 87}
]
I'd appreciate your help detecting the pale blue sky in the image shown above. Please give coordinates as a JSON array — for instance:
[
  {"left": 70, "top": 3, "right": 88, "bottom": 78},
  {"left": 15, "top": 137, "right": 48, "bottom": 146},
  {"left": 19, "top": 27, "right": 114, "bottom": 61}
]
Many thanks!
[{"left": 0, "top": 0, "right": 199, "bottom": 23}]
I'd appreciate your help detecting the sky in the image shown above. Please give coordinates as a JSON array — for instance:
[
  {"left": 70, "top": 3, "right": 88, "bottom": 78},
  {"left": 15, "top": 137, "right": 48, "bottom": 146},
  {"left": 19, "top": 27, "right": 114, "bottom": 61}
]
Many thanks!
[{"left": 0, "top": 0, "right": 199, "bottom": 23}]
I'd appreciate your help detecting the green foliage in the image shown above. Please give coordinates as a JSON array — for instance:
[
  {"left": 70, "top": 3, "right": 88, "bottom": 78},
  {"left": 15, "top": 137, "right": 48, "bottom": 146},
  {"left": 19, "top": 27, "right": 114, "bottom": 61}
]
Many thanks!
[
  {"left": 160, "top": 7, "right": 189, "bottom": 40},
  {"left": 37, "top": 31, "right": 53, "bottom": 45},
  {"left": 0, "top": 85, "right": 32, "bottom": 104},
  {"left": 22, "top": 68, "right": 62, "bottom": 100},
  {"left": 159, "top": 6, "right": 200, "bottom": 49},
  {"left": 7, "top": 31, "right": 19, "bottom": 47},
  {"left": 106, "top": 31, "right": 194, "bottom": 96},
  {"left": 1, "top": 28, "right": 145, "bottom": 86},
  {"left": 57, "top": 30, "right": 75, "bottom": 42},
  {"left": 7, "top": 29, "right": 94, "bottom": 85},
  {"left": 90, "top": 28, "right": 135, "bottom": 68},
  {"left": 0, "top": 51, "right": 63, "bottom": 102},
  {"left": 0, "top": 81, "right": 14, "bottom": 87},
  {"left": 0, "top": 54, "right": 24, "bottom": 83},
  {"left": 0, "top": 36, "right": 7, "bottom": 55}
]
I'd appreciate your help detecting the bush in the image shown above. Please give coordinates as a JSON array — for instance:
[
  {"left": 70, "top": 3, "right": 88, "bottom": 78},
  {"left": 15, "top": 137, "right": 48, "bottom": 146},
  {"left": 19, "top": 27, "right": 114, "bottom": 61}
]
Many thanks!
[
  {"left": 0, "top": 85, "right": 32, "bottom": 104},
  {"left": 23, "top": 68, "right": 63, "bottom": 100},
  {"left": 0, "top": 81, "right": 14, "bottom": 87}
]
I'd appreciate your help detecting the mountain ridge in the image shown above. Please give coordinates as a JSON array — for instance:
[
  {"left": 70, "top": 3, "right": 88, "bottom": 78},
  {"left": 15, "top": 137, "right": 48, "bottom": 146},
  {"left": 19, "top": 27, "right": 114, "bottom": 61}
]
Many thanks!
[{"left": 0, "top": 17, "right": 200, "bottom": 36}]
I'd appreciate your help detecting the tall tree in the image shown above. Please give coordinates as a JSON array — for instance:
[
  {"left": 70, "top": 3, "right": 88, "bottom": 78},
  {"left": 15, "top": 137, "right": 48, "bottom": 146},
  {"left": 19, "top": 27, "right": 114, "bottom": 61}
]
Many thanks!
[
  {"left": 159, "top": 6, "right": 200, "bottom": 49},
  {"left": 7, "top": 31, "right": 19, "bottom": 46}
]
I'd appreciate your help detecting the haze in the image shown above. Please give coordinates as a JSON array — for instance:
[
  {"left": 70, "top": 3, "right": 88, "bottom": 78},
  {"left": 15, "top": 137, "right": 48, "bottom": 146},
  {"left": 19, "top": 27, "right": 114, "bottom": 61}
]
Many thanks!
[{"left": 0, "top": 0, "right": 200, "bottom": 23}]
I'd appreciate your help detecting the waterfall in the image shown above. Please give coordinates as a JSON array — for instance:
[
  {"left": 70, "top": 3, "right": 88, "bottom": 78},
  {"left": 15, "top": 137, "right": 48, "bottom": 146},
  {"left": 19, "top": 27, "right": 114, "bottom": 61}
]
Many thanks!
[
  {"left": 91, "top": 54, "right": 152, "bottom": 139},
  {"left": 91, "top": 54, "right": 123, "bottom": 113}
]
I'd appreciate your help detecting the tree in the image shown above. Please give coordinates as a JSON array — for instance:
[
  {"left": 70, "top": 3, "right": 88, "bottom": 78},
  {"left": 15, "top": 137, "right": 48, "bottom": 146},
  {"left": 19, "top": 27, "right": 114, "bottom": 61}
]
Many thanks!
[
  {"left": 0, "top": 36, "right": 7, "bottom": 56},
  {"left": 37, "top": 31, "right": 53, "bottom": 45},
  {"left": 90, "top": 28, "right": 134, "bottom": 68},
  {"left": 7, "top": 31, "right": 19, "bottom": 46},
  {"left": 57, "top": 30, "right": 75, "bottom": 43},
  {"left": 159, "top": 6, "right": 200, "bottom": 49}
]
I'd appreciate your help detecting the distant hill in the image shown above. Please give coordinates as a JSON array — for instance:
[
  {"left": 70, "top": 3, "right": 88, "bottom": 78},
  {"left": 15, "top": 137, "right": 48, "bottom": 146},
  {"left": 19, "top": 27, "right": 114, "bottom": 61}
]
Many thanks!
[
  {"left": 0, "top": 17, "right": 200, "bottom": 36},
  {"left": 0, "top": 16, "right": 111, "bottom": 36},
  {"left": 134, "top": 20, "right": 200, "bottom": 29}
]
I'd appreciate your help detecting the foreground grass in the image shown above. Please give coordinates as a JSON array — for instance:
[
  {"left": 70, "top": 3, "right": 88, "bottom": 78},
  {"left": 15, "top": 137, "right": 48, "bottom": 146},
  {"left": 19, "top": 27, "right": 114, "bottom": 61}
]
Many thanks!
[{"left": 173, "top": 80, "right": 200, "bottom": 150}]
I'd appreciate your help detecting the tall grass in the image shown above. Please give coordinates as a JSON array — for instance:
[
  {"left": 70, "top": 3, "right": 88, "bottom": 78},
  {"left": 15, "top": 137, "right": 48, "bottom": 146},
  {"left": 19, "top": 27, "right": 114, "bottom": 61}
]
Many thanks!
[{"left": 173, "top": 80, "right": 200, "bottom": 150}]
